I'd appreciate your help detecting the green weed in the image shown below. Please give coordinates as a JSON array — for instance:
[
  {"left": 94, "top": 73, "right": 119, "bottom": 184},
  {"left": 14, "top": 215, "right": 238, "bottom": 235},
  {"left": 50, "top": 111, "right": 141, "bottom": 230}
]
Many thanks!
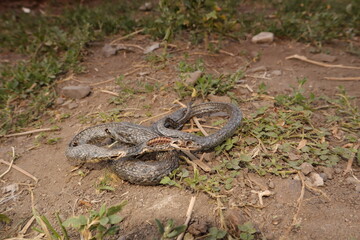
[
  {"left": 0, "top": 2, "right": 138, "bottom": 134},
  {"left": 155, "top": 218, "right": 186, "bottom": 240},
  {"left": 163, "top": 80, "right": 359, "bottom": 196}
]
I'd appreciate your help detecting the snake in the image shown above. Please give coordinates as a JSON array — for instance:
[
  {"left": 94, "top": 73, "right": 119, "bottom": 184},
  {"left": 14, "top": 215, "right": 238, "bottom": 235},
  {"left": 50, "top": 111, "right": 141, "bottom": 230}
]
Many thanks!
[{"left": 65, "top": 102, "right": 242, "bottom": 185}]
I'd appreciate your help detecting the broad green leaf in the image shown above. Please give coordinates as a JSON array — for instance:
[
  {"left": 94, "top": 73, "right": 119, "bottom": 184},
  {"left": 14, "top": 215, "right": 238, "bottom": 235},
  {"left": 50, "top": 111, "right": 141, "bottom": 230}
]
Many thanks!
[
  {"left": 99, "top": 216, "right": 109, "bottom": 226},
  {"left": 155, "top": 219, "right": 164, "bottom": 234},
  {"left": 107, "top": 201, "right": 127, "bottom": 216},
  {"left": 108, "top": 214, "right": 123, "bottom": 224}
]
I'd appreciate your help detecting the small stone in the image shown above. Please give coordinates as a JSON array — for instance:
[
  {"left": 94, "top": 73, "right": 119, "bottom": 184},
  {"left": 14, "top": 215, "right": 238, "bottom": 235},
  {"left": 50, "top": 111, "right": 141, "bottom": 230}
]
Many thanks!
[
  {"left": 207, "top": 94, "right": 232, "bottom": 103},
  {"left": 202, "top": 152, "right": 215, "bottom": 162},
  {"left": 318, "top": 166, "right": 334, "bottom": 179},
  {"left": 319, "top": 172, "right": 328, "bottom": 182},
  {"left": 62, "top": 85, "right": 91, "bottom": 99},
  {"left": 188, "top": 219, "right": 209, "bottom": 236},
  {"left": 55, "top": 97, "right": 65, "bottom": 105},
  {"left": 139, "top": 2, "right": 152, "bottom": 11},
  {"left": 68, "top": 102, "right": 79, "bottom": 110},
  {"left": 310, "top": 172, "right": 324, "bottom": 187},
  {"left": 143, "top": 42, "right": 160, "bottom": 54},
  {"left": 312, "top": 53, "right": 337, "bottom": 63},
  {"left": 268, "top": 180, "right": 275, "bottom": 189},
  {"left": 271, "top": 216, "right": 282, "bottom": 225},
  {"left": 185, "top": 70, "right": 202, "bottom": 86},
  {"left": 346, "top": 176, "right": 358, "bottom": 185},
  {"left": 355, "top": 184, "right": 360, "bottom": 193},
  {"left": 334, "top": 167, "right": 342, "bottom": 174},
  {"left": 270, "top": 70, "right": 282, "bottom": 76},
  {"left": 300, "top": 162, "right": 314, "bottom": 175},
  {"left": 247, "top": 66, "right": 267, "bottom": 73},
  {"left": 251, "top": 32, "right": 274, "bottom": 44}
]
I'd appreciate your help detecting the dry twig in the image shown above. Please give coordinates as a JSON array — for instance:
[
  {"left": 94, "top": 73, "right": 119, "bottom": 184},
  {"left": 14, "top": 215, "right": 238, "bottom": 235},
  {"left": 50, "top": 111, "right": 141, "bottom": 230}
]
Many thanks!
[
  {"left": 99, "top": 89, "right": 119, "bottom": 97},
  {"left": 3, "top": 128, "right": 60, "bottom": 138},
  {"left": 0, "top": 147, "right": 16, "bottom": 179},
  {"left": 0, "top": 159, "right": 38, "bottom": 182},
  {"left": 286, "top": 54, "right": 360, "bottom": 69},
  {"left": 343, "top": 144, "right": 360, "bottom": 176},
  {"left": 110, "top": 28, "right": 144, "bottom": 44},
  {"left": 324, "top": 76, "right": 360, "bottom": 81},
  {"left": 176, "top": 196, "right": 196, "bottom": 240}
]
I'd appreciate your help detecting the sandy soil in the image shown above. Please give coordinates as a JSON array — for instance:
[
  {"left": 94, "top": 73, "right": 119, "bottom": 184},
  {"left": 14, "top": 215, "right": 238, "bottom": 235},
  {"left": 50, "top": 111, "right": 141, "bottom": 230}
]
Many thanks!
[{"left": 1, "top": 34, "right": 360, "bottom": 240}]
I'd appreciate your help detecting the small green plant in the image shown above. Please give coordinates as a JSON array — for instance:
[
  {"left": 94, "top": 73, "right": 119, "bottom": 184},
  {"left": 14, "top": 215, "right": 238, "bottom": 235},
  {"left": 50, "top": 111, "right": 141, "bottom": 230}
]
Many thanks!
[
  {"left": 155, "top": 218, "right": 187, "bottom": 240},
  {"left": 237, "top": 222, "right": 257, "bottom": 240},
  {"left": 33, "top": 209, "right": 69, "bottom": 240},
  {"left": 0, "top": 213, "right": 11, "bottom": 224},
  {"left": 205, "top": 227, "right": 227, "bottom": 240},
  {"left": 96, "top": 174, "right": 116, "bottom": 192},
  {"left": 63, "top": 202, "right": 126, "bottom": 240}
]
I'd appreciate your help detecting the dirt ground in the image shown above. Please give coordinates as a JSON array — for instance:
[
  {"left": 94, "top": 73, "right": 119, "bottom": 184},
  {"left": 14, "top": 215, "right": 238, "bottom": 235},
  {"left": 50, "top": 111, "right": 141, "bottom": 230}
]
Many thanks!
[{"left": 1, "top": 33, "right": 360, "bottom": 240}]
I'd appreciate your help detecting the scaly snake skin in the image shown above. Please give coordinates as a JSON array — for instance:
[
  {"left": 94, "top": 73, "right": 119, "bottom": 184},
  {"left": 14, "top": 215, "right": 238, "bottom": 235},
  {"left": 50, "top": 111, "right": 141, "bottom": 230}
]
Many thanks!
[{"left": 66, "top": 102, "right": 242, "bottom": 185}]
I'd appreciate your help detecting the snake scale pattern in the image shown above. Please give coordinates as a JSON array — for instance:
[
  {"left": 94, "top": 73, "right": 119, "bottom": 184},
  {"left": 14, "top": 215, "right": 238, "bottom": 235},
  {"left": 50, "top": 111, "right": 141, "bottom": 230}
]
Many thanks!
[{"left": 66, "top": 102, "right": 242, "bottom": 185}]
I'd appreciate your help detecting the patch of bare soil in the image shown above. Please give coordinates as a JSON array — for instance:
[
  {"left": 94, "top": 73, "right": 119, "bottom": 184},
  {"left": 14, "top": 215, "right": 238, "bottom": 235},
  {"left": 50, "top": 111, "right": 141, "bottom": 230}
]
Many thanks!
[{"left": 1, "top": 35, "right": 360, "bottom": 240}]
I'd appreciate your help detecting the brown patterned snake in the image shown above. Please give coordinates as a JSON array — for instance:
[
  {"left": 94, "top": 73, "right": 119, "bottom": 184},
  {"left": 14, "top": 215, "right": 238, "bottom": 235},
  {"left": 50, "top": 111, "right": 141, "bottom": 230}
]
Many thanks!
[{"left": 66, "top": 102, "right": 242, "bottom": 185}]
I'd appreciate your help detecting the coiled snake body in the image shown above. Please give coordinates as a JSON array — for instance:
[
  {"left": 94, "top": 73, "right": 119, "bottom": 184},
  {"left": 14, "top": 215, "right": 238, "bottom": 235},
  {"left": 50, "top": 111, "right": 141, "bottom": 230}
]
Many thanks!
[{"left": 66, "top": 102, "right": 242, "bottom": 185}]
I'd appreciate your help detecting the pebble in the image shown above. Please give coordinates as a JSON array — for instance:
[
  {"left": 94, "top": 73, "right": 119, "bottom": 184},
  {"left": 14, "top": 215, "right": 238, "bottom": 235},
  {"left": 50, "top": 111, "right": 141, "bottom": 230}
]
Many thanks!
[
  {"left": 251, "top": 32, "right": 274, "bottom": 44},
  {"left": 318, "top": 166, "right": 334, "bottom": 179},
  {"left": 188, "top": 219, "right": 208, "bottom": 236},
  {"left": 62, "top": 85, "right": 91, "bottom": 99},
  {"left": 270, "top": 70, "right": 282, "bottom": 76},
  {"left": 207, "top": 94, "right": 232, "bottom": 103},
  {"left": 355, "top": 184, "right": 360, "bottom": 193},
  {"left": 310, "top": 172, "right": 324, "bottom": 187},
  {"left": 346, "top": 176, "right": 359, "bottom": 185},
  {"left": 319, "top": 172, "right": 328, "bottom": 182},
  {"left": 247, "top": 66, "right": 267, "bottom": 73},
  {"left": 143, "top": 42, "right": 160, "bottom": 54},
  {"left": 268, "top": 180, "right": 275, "bottom": 189},
  {"left": 55, "top": 97, "right": 65, "bottom": 105},
  {"left": 185, "top": 70, "right": 202, "bottom": 86},
  {"left": 68, "top": 102, "right": 79, "bottom": 110},
  {"left": 334, "top": 168, "right": 342, "bottom": 174},
  {"left": 300, "top": 162, "right": 314, "bottom": 175}
]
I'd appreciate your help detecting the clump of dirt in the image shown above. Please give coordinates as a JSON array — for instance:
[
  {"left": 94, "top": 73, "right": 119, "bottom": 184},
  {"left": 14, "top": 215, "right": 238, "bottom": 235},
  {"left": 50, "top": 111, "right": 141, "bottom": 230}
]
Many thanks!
[{"left": 1, "top": 34, "right": 360, "bottom": 240}]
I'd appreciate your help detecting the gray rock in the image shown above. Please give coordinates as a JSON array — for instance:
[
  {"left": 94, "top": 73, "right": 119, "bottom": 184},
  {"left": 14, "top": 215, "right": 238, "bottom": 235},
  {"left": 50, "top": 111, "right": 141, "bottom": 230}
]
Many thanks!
[
  {"left": 355, "top": 184, "right": 360, "bottom": 193},
  {"left": 319, "top": 172, "right": 328, "bottom": 182},
  {"left": 334, "top": 167, "right": 342, "bottom": 174},
  {"left": 55, "top": 97, "right": 65, "bottom": 105},
  {"left": 62, "top": 85, "right": 91, "bottom": 99},
  {"left": 312, "top": 53, "right": 337, "bottom": 63},
  {"left": 251, "top": 32, "right": 274, "bottom": 44},
  {"left": 247, "top": 66, "right": 267, "bottom": 73},
  {"left": 268, "top": 180, "right": 275, "bottom": 189},
  {"left": 185, "top": 70, "right": 202, "bottom": 86},
  {"left": 318, "top": 166, "right": 334, "bottom": 179},
  {"left": 310, "top": 172, "right": 324, "bottom": 187},
  {"left": 143, "top": 42, "right": 160, "bottom": 54},
  {"left": 300, "top": 162, "right": 314, "bottom": 175},
  {"left": 346, "top": 176, "right": 359, "bottom": 185},
  {"left": 68, "top": 102, "right": 79, "bottom": 110},
  {"left": 270, "top": 70, "right": 282, "bottom": 76},
  {"left": 207, "top": 94, "right": 232, "bottom": 103}
]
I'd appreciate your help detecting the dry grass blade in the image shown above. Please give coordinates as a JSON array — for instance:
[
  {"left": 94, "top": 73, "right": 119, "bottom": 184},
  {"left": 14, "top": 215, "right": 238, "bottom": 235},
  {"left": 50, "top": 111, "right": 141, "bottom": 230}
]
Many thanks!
[
  {"left": 3, "top": 128, "right": 60, "bottom": 138},
  {"left": 110, "top": 28, "right": 144, "bottom": 44},
  {"left": 324, "top": 76, "right": 360, "bottom": 81},
  {"left": 343, "top": 144, "right": 360, "bottom": 176},
  {"left": 0, "top": 159, "right": 38, "bottom": 182},
  {"left": 0, "top": 147, "right": 16, "bottom": 179},
  {"left": 286, "top": 54, "right": 360, "bottom": 69},
  {"left": 176, "top": 196, "right": 196, "bottom": 240}
]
